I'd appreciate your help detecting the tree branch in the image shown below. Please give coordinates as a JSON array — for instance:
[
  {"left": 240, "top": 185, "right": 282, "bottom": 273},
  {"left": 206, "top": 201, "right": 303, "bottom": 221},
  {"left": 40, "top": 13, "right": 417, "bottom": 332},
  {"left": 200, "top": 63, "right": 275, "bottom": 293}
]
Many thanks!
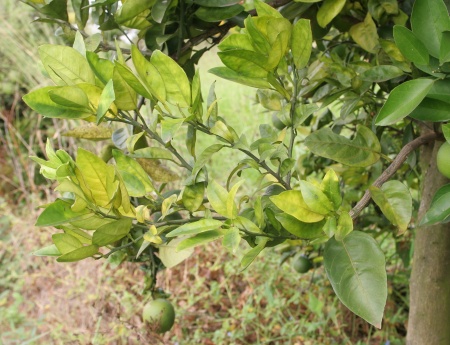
[{"left": 349, "top": 131, "right": 438, "bottom": 219}]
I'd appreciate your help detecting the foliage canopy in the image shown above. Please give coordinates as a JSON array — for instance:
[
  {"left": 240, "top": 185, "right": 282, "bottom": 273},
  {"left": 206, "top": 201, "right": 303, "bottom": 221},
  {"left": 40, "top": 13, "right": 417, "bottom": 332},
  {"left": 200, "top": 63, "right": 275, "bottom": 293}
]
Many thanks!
[{"left": 25, "top": 0, "right": 450, "bottom": 330}]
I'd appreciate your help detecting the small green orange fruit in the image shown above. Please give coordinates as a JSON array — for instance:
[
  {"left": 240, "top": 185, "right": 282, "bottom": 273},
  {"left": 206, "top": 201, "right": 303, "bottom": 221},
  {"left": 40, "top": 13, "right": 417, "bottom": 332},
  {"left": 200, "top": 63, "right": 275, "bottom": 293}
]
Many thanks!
[
  {"left": 292, "top": 256, "right": 312, "bottom": 274},
  {"left": 437, "top": 142, "right": 450, "bottom": 179},
  {"left": 143, "top": 299, "right": 175, "bottom": 333}
]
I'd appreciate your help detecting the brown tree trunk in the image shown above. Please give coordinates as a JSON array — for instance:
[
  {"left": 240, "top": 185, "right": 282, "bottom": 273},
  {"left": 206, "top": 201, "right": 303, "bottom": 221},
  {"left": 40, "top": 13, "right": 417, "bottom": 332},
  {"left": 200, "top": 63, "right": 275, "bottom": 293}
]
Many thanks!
[{"left": 407, "top": 139, "right": 450, "bottom": 345}]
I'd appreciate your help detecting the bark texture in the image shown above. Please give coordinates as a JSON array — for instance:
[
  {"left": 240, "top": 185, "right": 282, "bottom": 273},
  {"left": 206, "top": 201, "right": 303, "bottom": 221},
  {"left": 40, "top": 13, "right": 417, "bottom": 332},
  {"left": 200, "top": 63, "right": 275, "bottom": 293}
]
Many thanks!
[{"left": 407, "top": 140, "right": 450, "bottom": 345}]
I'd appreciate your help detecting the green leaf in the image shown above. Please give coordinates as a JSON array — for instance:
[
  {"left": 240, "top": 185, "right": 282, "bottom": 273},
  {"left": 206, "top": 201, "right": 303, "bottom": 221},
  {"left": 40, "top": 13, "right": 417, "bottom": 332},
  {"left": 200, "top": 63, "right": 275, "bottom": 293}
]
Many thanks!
[
  {"left": 241, "top": 238, "right": 268, "bottom": 270},
  {"left": 219, "top": 34, "right": 254, "bottom": 52},
  {"left": 335, "top": 212, "right": 353, "bottom": 241},
  {"left": 73, "top": 31, "right": 86, "bottom": 57},
  {"left": 440, "top": 31, "right": 450, "bottom": 64},
  {"left": 209, "top": 67, "right": 272, "bottom": 89},
  {"left": 182, "top": 183, "right": 205, "bottom": 212},
  {"left": 300, "top": 180, "right": 334, "bottom": 215},
  {"left": 305, "top": 125, "right": 381, "bottom": 167},
  {"left": 52, "top": 233, "right": 83, "bottom": 254},
  {"left": 420, "top": 184, "right": 450, "bottom": 226},
  {"left": 359, "top": 65, "right": 404, "bottom": 82},
  {"left": 72, "top": 0, "right": 89, "bottom": 30},
  {"left": 218, "top": 50, "right": 270, "bottom": 78},
  {"left": 96, "top": 80, "right": 115, "bottom": 123},
  {"left": 56, "top": 244, "right": 99, "bottom": 262},
  {"left": 411, "top": 0, "right": 450, "bottom": 58},
  {"left": 443, "top": 123, "right": 450, "bottom": 143},
  {"left": 36, "top": 199, "right": 92, "bottom": 227},
  {"left": 191, "top": 144, "right": 225, "bottom": 179},
  {"left": 426, "top": 79, "right": 450, "bottom": 103},
  {"left": 131, "top": 147, "right": 174, "bottom": 161},
  {"left": 159, "top": 238, "right": 194, "bottom": 268},
  {"left": 324, "top": 231, "right": 387, "bottom": 328},
  {"left": 48, "top": 86, "right": 90, "bottom": 109},
  {"left": 270, "top": 190, "right": 325, "bottom": 223},
  {"left": 113, "top": 150, "right": 154, "bottom": 197},
  {"left": 23, "top": 87, "right": 93, "bottom": 119},
  {"left": 92, "top": 218, "right": 132, "bottom": 246},
  {"left": 222, "top": 227, "right": 241, "bottom": 254},
  {"left": 151, "top": 50, "right": 191, "bottom": 107},
  {"left": 69, "top": 214, "right": 115, "bottom": 230},
  {"left": 235, "top": 216, "right": 263, "bottom": 235},
  {"left": 227, "top": 180, "right": 245, "bottom": 219},
  {"left": 114, "top": 0, "right": 153, "bottom": 23},
  {"left": 375, "top": 78, "right": 434, "bottom": 126},
  {"left": 207, "top": 180, "right": 231, "bottom": 218},
  {"left": 317, "top": 0, "right": 346, "bottom": 28},
  {"left": 323, "top": 216, "right": 337, "bottom": 238},
  {"left": 131, "top": 45, "right": 166, "bottom": 103},
  {"left": 349, "top": 13, "right": 379, "bottom": 53},
  {"left": 33, "top": 244, "right": 61, "bottom": 257},
  {"left": 38, "top": 44, "right": 95, "bottom": 85},
  {"left": 291, "top": 19, "right": 312, "bottom": 69},
  {"left": 257, "top": 89, "right": 282, "bottom": 111},
  {"left": 166, "top": 219, "right": 223, "bottom": 237},
  {"left": 275, "top": 214, "right": 325, "bottom": 239},
  {"left": 76, "top": 148, "right": 118, "bottom": 207},
  {"left": 115, "top": 62, "right": 153, "bottom": 100},
  {"left": 320, "top": 169, "right": 342, "bottom": 211},
  {"left": 369, "top": 181, "right": 412, "bottom": 233},
  {"left": 176, "top": 229, "right": 226, "bottom": 251},
  {"left": 112, "top": 67, "right": 137, "bottom": 110},
  {"left": 193, "top": 0, "right": 239, "bottom": 6},
  {"left": 195, "top": 4, "right": 244, "bottom": 22},
  {"left": 86, "top": 51, "right": 114, "bottom": 85},
  {"left": 393, "top": 25, "right": 429, "bottom": 65},
  {"left": 40, "top": 0, "right": 68, "bottom": 21},
  {"left": 161, "top": 118, "right": 185, "bottom": 143},
  {"left": 61, "top": 226, "right": 92, "bottom": 244},
  {"left": 254, "top": 0, "right": 283, "bottom": 18},
  {"left": 151, "top": 0, "right": 173, "bottom": 23},
  {"left": 409, "top": 98, "right": 450, "bottom": 122}
]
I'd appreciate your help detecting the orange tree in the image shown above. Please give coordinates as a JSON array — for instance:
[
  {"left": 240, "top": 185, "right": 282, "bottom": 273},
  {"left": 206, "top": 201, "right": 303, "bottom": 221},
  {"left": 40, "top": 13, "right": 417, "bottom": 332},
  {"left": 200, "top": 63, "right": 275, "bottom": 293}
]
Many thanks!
[{"left": 23, "top": 0, "right": 449, "bottom": 342}]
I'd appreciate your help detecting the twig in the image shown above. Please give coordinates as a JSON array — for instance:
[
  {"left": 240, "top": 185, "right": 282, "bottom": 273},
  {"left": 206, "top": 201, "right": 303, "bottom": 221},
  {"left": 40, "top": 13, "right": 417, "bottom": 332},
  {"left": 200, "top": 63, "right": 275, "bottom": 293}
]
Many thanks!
[
  {"left": 119, "top": 111, "right": 193, "bottom": 171},
  {"left": 286, "top": 67, "right": 298, "bottom": 186},
  {"left": 349, "top": 131, "right": 438, "bottom": 219}
]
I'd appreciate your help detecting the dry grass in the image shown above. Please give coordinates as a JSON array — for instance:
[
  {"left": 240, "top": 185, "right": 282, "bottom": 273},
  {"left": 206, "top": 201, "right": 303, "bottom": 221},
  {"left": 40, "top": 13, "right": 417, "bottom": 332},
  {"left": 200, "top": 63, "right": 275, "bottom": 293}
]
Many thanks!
[{"left": 1, "top": 199, "right": 356, "bottom": 345}]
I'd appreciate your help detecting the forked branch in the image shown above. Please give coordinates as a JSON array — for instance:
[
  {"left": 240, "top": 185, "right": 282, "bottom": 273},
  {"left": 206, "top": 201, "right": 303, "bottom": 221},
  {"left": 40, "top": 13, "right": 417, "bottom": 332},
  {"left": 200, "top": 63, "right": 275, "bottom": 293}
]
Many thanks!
[{"left": 350, "top": 131, "right": 438, "bottom": 219}]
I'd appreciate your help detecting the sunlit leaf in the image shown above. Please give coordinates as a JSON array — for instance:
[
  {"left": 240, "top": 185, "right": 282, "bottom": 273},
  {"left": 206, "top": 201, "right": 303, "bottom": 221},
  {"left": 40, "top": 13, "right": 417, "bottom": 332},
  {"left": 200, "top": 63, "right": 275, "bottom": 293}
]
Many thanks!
[
  {"left": 317, "top": 0, "right": 346, "bottom": 28},
  {"left": 159, "top": 238, "right": 195, "bottom": 268},
  {"left": 376, "top": 78, "right": 434, "bottom": 126},
  {"left": 270, "top": 190, "right": 325, "bottom": 223},
  {"left": 349, "top": 13, "right": 379, "bottom": 53},
  {"left": 36, "top": 199, "right": 92, "bottom": 227},
  {"left": 166, "top": 219, "right": 223, "bottom": 237},
  {"left": 291, "top": 19, "right": 312, "bottom": 69},
  {"left": 39, "top": 44, "right": 95, "bottom": 85}
]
